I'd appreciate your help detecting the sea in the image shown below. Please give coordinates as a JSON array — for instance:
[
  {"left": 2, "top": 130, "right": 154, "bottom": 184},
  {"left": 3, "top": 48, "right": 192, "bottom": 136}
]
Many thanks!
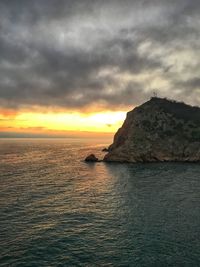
[{"left": 0, "top": 138, "right": 200, "bottom": 267}]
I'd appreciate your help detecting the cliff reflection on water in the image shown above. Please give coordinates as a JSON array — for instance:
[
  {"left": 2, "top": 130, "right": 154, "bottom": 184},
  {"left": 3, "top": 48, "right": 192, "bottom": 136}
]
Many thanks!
[{"left": 0, "top": 139, "right": 200, "bottom": 266}]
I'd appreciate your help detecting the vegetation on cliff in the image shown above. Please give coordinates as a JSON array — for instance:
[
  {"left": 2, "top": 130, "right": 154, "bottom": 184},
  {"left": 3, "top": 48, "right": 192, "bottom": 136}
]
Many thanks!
[{"left": 104, "top": 97, "right": 200, "bottom": 162}]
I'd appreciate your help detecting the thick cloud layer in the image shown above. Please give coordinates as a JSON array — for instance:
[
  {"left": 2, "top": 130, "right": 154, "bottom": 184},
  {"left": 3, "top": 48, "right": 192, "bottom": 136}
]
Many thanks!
[{"left": 0, "top": 0, "right": 200, "bottom": 110}]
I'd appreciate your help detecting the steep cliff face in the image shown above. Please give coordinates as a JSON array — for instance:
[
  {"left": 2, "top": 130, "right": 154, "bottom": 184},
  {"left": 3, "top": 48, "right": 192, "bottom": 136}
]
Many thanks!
[{"left": 104, "top": 97, "right": 200, "bottom": 162}]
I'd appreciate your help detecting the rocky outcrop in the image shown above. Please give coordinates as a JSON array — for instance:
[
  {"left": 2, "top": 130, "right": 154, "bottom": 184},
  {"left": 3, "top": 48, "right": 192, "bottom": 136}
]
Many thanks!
[
  {"left": 85, "top": 154, "right": 99, "bottom": 162},
  {"left": 104, "top": 97, "right": 200, "bottom": 163},
  {"left": 102, "top": 148, "right": 109, "bottom": 152}
]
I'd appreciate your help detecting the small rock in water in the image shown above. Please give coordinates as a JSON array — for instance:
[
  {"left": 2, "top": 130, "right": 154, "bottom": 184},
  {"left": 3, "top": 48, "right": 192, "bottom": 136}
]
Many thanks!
[
  {"left": 85, "top": 154, "right": 98, "bottom": 162},
  {"left": 102, "top": 148, "right": 109, "bottom": 152}
]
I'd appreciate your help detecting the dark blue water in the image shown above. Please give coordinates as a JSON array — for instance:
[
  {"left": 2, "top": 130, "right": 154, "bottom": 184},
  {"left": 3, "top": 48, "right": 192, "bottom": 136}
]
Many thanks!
[{"left": 0, "top": 139, "right": 200, "bottom": 267}]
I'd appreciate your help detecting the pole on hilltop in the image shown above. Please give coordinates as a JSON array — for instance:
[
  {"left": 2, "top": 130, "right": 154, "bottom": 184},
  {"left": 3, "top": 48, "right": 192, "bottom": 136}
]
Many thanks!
[{"left": 153, "top": 91, "right": 158, "bottom": 98}]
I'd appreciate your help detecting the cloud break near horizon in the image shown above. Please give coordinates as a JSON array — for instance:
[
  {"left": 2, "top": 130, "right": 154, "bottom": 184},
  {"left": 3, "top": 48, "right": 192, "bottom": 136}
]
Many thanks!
[{"left": 0, "top": 0, "right": 200, "bottom": 137}]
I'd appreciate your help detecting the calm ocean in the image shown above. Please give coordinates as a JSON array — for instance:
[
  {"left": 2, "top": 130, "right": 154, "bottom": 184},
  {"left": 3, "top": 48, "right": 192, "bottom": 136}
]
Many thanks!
[{"left": 0, "top": 139, "right": 200, "bottom": 267}]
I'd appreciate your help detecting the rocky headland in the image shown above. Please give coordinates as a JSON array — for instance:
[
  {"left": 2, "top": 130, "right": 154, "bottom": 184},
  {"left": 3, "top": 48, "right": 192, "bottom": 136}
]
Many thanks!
[{"left": 103, "top": 97, "right": 200, "bottom": 163}]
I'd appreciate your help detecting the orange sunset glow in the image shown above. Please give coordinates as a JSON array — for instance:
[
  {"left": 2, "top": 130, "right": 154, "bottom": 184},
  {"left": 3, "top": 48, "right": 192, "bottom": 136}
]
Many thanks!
[{"left": 0, "top": 109, "right": 126, "bottom": 137}]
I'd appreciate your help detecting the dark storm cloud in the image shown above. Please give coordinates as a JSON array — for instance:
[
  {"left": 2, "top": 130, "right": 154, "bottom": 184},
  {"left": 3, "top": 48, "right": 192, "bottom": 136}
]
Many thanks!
[{"left": 0, "top": 0, "right": 200, "bottom": 110}]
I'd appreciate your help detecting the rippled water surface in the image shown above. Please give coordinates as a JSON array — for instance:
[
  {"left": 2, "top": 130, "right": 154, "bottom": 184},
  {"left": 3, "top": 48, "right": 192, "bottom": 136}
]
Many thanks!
[{"left": 0, "top": 138, "right": 200, "bottom": 267}]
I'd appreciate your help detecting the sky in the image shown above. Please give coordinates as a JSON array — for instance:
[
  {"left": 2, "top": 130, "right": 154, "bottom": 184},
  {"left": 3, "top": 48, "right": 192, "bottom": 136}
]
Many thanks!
[{"left": 0, "top": 0, "right": 200, "bottom": 137}]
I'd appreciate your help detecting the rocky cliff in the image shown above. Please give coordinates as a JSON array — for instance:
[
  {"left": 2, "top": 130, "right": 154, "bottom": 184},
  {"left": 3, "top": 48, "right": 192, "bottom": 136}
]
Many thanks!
[{"left": 104, "top": 97, "right": 200, "bottom": 162}]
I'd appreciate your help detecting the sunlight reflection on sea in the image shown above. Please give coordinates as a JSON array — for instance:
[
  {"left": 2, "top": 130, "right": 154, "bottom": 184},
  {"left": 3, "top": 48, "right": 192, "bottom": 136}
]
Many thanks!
[{"left": 0, "top": 139, "right": 200, "bottom": 266}]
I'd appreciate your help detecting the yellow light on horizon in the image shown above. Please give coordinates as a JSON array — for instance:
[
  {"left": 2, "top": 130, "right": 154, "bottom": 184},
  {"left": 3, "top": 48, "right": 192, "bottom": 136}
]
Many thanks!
[{"left": 1, "top": 110, "right": 126, "bottom": 133}]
